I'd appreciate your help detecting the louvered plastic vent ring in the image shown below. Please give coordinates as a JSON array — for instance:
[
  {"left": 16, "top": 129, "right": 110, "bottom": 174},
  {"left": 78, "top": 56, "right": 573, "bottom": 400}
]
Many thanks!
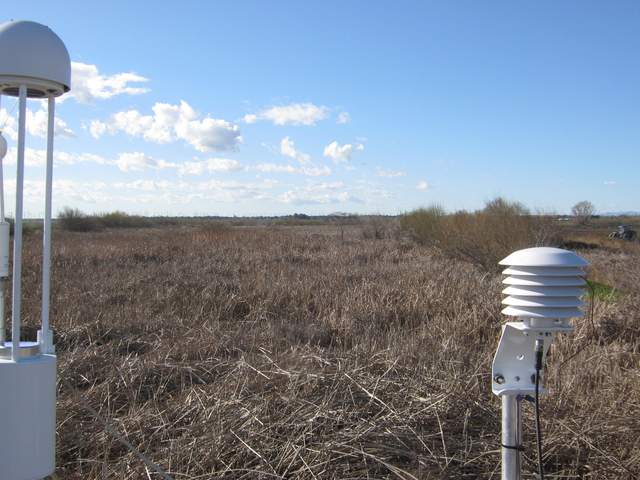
[{"left": 499, "top": 247, "right": 588, "bottom": 319}]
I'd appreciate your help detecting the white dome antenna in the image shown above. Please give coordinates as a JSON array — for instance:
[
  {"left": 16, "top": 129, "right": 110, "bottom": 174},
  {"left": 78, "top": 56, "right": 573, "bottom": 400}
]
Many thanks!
[
  {"left": 0, "top": 20, "right": 71, "bottom": 97},
  {"left": 0, "top": 19, "right": 70, "bottom": 480},
  {"left": 492, "top": 247, "right": 588, "bottom": 480}
]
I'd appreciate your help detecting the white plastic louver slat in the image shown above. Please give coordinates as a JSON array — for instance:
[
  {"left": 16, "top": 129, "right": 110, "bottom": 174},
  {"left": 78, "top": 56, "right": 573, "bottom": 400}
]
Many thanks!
[
  {"left": 501, "top": 306, "right": 583, "bottom": 318},
  {"left": 503, "top": 275, "right": 586, "bottom": 287},
  {"left": 502, "top": 285, "right": 584, "bottom": 297},
  {"left": 502, "top": 266, "right": 585, "bottom": 277},
  {"left": 502, "top": 296, "right": 583, "bottom": 308}
]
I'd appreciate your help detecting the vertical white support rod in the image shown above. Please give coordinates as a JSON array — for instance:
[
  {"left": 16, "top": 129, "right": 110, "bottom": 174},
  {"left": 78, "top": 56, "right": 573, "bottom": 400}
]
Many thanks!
[
  {"left": 11, "top": 85, "right": 27, "bottom": 361},
  {"left": 0, "top": 93, "right": 4, "bottom": 221},
  {"left": 501, "top": 394, "right": 521, "bottom": 480},
  {"left": 39, "top": 95, "right": 55, "bottom": 353},
  {"left": 0, "top": 93, "right": 4, "bottom": 346}
]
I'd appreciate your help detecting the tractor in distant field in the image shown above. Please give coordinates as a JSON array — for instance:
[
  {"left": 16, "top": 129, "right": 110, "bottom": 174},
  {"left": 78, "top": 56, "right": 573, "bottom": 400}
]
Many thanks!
[{"left": 608, "top": 225, "right": 637, "bottom": 241}]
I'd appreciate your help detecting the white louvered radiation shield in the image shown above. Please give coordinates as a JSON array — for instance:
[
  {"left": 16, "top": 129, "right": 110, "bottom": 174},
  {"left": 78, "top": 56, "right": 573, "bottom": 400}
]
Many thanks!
[{"left": 499, "top": 249, "right": 588, "bottom": 321}]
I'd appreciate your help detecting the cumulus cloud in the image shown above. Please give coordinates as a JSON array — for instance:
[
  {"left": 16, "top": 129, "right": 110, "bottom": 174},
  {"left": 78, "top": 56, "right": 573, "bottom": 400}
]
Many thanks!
[
  {"left": 26, "top": 109, "right": 75, "bottom": 137},
  {"left": 416, "top": 180, "right": 429, "bottom": 190},
  {"left": 178, "top": 158, "right": 243, "bottom": 176},
  {"left": 280, "top": 136, "right": 311, "bottom": 164},
  {"left": 90, "top": 101, "right": 242, "bottom": 152},
  {"left": 376, "top": 167, "right": 406, "bottom": 178},
  {"left": 336, "top": 111, "right": 351, "bottom": 124},
  {"left": 243, "top": 103, "right": 329, "bottom": 126},
  {"left": 69, "top": 62, "right": 149, "bottom": 103},
  {"left": 323, "top": 141, "right": 364, "bottom": 163},
  {"left": 1, "top": 108, "right": 74, "bottom": 139},
  {"left": 255, "top": 163, "right": 331, "bottom": 177}
]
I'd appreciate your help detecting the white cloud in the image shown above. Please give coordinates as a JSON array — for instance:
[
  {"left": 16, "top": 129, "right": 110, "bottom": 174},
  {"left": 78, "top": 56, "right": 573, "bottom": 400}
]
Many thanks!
[
  {"left": 243, "top": 103, "right": 329, "bottom": 126},
  {"left": 255, "top": 163, "right": 331, "bottom": 177},
  {"left": 603, "top": 180, "right": 617, "bottom": 186},
  {"left": 5, "top": 145, "right": 246, "bottom": 179},
  {"left": 114, "top": 152, "right": 176, "bottom": 172},
  {"left": 337, "top": 112, "right": 351, "bottom": 124},
  {"left": 0, "top": 108, "right": 17, "bottom": 140},
  {"left": 1, "top": 108, "right": 74, "bottom": 139},
  {"left": 3, "top": 178, "right": 112, "bottom": 205},
  {"left": 193, "top": 179, "right": 277, "bottom": 202},
  {"left": 353, "top": 180, "right": 394, "bottom": 202},
  {"left": 68, "top": 62, "right": 149, "bottom": 103},
  {"left": 26, "top": 109, "right": 75, "bottom": 138},
  {"left": 96, "top": 178, "right": 278, "bottom": 204},
  {"left": 113, "top": 180, "right": 172, "bottom": 192},
  {"left": 416, "top": 180, "right": 429, "bottom": 190},
  {"left": 178, "top": 158, "right": 243, "bottom": 176},
  {"left": 278, "top": 182, "right": 354, "bottom": 205},
  {"left": 243, "top": 114, "right": 258, "bottom": 124},
  {"left": 323, "top": 141, "right": 364, "bottom": 163},
  {"left": 5, "top": 147, "right": 109, "bottom": 167},
  {"left": 90, "top": 101, "right": 242, "bottom": 152},
  {"left": 177, "top": 116, "right": 241, "bottom": 152},
  {"left": 280, "top": 136, "right": 311, "bottom": 164},
  {"left": 89, "top": 119, "right": 108, "bottom": 138},
  {"left": 376, "top": 167, "right": 406, "bottom": 178}
]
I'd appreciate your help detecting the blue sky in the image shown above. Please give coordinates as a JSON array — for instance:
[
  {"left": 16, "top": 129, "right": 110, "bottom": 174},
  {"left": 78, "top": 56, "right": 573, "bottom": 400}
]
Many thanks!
[{"left": 2, "top": 1, "right": 639, "bottom": 216}]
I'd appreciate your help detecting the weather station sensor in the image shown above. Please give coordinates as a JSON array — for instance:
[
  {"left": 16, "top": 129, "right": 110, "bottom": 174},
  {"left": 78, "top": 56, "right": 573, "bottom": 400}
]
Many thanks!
[
  {"left": 492, "top": 247, "right": 588, "bottom": 480},
  {"left": 0, "top": 20, "right": 71, "bottom": 480}
]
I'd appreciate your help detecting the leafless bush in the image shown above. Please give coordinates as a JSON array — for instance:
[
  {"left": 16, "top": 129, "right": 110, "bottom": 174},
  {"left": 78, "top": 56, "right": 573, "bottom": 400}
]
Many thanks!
[
  {"left": 98, "top": 211, "right": 150, "bottom": 229},
  {"left": 360, "top": 215, "right": 399, "bottom": 240},
  {"left": 57, "top": 208, "right": 153, "bottom": 231},
  {"left": 401, "top": 197, "right": 561, "bottom": 271},
  {"left": 57, "top": 207, "right": 100, "bottom": 232},
  {"left": 572, "top": 200, "right": 596, "bottom": 224}
]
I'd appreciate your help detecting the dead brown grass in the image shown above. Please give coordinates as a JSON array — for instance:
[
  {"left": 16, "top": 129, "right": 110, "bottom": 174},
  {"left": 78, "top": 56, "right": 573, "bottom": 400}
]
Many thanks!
[{"left": 10, "top": 224, "right": 640, "bottom": 479}]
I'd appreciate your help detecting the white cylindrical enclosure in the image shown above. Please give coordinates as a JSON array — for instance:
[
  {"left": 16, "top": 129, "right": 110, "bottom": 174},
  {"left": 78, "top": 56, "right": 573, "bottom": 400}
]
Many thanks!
[
  {"left": 0, "top": 220, "right": 9, "bottom": 277},
  {"left": 0, "top": 353, "right": 56, "bottom": 480}
]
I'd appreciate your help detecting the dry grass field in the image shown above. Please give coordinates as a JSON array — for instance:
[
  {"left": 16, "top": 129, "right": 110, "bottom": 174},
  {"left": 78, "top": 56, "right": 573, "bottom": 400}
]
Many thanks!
[{"left": 13, "top": 219, "right": 640, "bottom": 479}]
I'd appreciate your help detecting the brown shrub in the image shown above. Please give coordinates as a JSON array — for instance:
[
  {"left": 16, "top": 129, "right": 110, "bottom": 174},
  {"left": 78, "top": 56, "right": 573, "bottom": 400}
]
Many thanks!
[
  {"left": 57, "top": 207, "right": 100, "bottom": 232},
  {"left": 401, "top": 197, "right": 561, "bottom": 271},
  {"left": 360, "top": 215, "right": 399, "bottom": 240}
]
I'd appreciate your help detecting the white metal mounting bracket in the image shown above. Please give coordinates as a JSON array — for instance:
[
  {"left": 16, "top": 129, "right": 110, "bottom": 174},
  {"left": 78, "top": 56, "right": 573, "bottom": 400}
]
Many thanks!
[{"left": 491, "top": 320, "right": 572, "bottom": 396}]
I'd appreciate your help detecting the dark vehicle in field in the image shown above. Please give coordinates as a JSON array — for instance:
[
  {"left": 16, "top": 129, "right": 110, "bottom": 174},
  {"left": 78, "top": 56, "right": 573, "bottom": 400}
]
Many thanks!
[{"left": 608, "top": 225, "right": 637, "bottom": 241}]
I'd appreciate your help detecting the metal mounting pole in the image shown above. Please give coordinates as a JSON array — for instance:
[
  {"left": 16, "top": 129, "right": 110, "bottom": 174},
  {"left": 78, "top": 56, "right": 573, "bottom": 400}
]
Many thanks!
[
  {"left": 501, "top": 395, "right": 521, "bottom": 480},
  {"left": 11, "top": 84, "right": 27, "bottom": 361}
]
